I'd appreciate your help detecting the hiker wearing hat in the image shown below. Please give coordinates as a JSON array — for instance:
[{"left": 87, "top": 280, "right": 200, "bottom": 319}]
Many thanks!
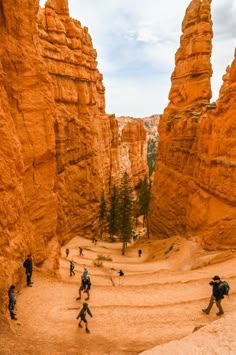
[
  {"left": 8, "top": 285, "right": 17, "bottom": 320},
  {"left": 202, "top": 275, "right": 226, "bottom": 316},
  {"left": 76, "top": 302, "right": 93, "bottom": 333}
]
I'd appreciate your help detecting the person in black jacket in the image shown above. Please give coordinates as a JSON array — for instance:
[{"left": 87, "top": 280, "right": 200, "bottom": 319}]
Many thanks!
[
  {"left": 202, "top": 275, "right": 225, "bottom": 316},
  {"left": 8, "top": 285, "right": 17, "bottom": 320},
  {"left": 23, "top": 254, "right": 33, "bottom": 287},
  {"left": 76, "top": 302, "right": 93, "bottom": 333}
]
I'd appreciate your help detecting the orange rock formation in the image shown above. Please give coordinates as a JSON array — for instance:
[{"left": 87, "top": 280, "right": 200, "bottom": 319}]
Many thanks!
[
  {"left": 0, "top": 0, "right": 148, "bottom": 302},
  {"left": 150, "top": 0, "right": 236, "bottom": 249}
]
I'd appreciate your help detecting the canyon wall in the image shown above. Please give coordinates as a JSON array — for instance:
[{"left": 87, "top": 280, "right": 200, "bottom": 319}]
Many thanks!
[
  {"left": 0, "top": 0, "right": 148, "bottom": 302},
  {"left": 119, "top": 121, "right": 148, "bottom": 187},
  {"left": 150, "top": 0, "right": 236, "bottom": 249}
]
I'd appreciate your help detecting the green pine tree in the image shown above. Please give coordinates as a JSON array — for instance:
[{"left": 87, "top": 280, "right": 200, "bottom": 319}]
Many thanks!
[
  {"left": 118, "top": 172, "right": 133, "bottom": 254},
  {"left": 137, "top": 175, "right": 151, "bottom": 238},
  {"left": 107, "top": 185, "right": 119, "bottom": 241}
]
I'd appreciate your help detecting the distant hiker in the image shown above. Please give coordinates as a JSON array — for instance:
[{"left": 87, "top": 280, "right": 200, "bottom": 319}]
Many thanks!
[
  {"left": 66, "top": 248, "right": 69, "bottom": 258},
  {"left": 82, "top": 267, "right": 89, "bottom": 280},
  {"left": 94, "top": 238, "right": 97, "bottom": 245},
  {"left": 8, "top": 285, "right": 17, "bottom": 320},
  {"left": 202, "top": 275, "right": 229, "bottom": 316},
  {"left": 79, "top": 247, "right": 84, "bottom": 256},
  {"left": 76, "top": 275, "right": 91, "bottom": 301},
  {"left": 23, "top": 254, "right": 33, "bottom": 287},
  {"left": 76, "top": 302, "right": 93, "bottom": 333},
  {"left": 70, "top": 261, "right": 75, "bottom": 276},
  {"left": 118, "top": 269, "right": 124, "bottom": 285},
  {"left": 138, "top": 249, "right": 142, "bottom": 257},
  {"left": 118, "top": 270, "right": 124, "bottom": 277}
]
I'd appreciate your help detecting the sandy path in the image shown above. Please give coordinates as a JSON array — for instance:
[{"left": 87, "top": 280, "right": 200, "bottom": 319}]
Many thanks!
[{"left": 2, "top": 236, "right": 236, "bottom": 355}]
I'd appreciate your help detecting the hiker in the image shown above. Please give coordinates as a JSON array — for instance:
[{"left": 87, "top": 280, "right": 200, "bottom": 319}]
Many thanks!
[
  {"left": 66, "top": 248, "right": 69, "bottom": 258},
  {"left": 23, "top": 254, "right": 33, "bottom": 287},
  {"left": 8, "top": 285, "right": 17, "bottom": 320},
  {"left": 82, "top": 267, "right": 89, "bottom": 279},
  {"left": 118, "top": 269, "right": 124, "bottom": 285},
  {"left": 138, "top": 249, "right": 142, "bottom": 257},
  {"left": 118, "top": 270, "right": 124, "bottom": 277},
  {"left": 94, "top": 238, "right": 97, "bottom": 245},
  {"left": 76, "top": 275, "right": 91, "bottom": 301},
  {"left": 70, "top": 261, "right": 75, "bottom": 276},
  {"left": 202, "top": 275, "right": 228, "bottom": 316},
  {"left": 76, "top": 302, "right": 93, "bottom": 333},
  {"left": 79, "top": 247, "right": 84, "bottom": 256}
]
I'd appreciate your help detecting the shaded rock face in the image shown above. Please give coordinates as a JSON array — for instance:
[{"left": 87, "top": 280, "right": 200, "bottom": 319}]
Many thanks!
[
  {"left": 37, "top": 0, "right": 120, "bottom": 244},
  {"left": 150, "top": 0, "right": 236, "bottom": 249}
]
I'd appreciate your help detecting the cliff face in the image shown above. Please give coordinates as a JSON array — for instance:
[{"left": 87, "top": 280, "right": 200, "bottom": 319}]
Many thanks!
[
  {"left": 0, "top": 0, "right": 113, "bottom": 293},
  {"left": 150, "top": 0, "right": 236, "bottom": 249},
  {"left": 37, "top": 0, "right": 121, "bottom": 244},
  {"left": 0, "top": 0, "right": 148, "bottom": 299},
  {"left": 119, "top": 121, "right": 148, "bottom": 187}
]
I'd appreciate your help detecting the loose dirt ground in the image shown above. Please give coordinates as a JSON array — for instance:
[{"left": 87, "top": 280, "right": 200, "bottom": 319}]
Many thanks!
[{"left": 1, "top": 235, "right": 236, "bottom": 355}]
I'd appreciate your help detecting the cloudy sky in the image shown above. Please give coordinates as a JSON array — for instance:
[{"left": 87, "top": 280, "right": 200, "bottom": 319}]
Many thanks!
[{"left": 40, "top": 0, "right": 236, "bottom": 117}]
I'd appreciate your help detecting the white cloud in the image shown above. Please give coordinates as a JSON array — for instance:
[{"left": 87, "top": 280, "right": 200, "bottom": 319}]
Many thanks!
[{"left": 39, "top": 0, "right": 236, "bottom": 116}]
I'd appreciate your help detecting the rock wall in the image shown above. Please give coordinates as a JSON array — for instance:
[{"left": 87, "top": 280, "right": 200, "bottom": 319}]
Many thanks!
[
  {"left": 0, "top": 0, "right": 148, "bottom": 307},
  {"left": 150, "top": 0, "right": 236, "bottom": 249},
  {"left": 119, "top": 121, "right": 148, "bottom": 187}
]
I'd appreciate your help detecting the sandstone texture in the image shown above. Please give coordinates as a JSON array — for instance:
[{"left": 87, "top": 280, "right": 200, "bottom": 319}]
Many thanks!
[
  {"left": 150, "top": 0, "right": 236, "bottom": 249},
  {"left": 0, "top": 0, "right": 148, "bottom": 306},
  {"left": 117, "top": 119, "right": 149, "bottom": 187}
]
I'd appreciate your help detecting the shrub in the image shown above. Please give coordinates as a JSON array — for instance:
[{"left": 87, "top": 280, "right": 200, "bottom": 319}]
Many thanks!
[
  {"left": 93, "top": 260, "right": 104, "bottom": 267},
  {"left": 96, "top": 254, "right": 112, "bottom": 261}
]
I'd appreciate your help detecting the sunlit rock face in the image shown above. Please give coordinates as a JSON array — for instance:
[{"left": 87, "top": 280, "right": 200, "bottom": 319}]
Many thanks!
[
  {"left": 0, "top": 0, "right": 117, "bottom": 295},
  {"left": 150, "top": 0, "right": 236, "bottom": 249},
  {"left": 0, "top": 0, "right": 149, "bottom": 306},
  {"left": 0, "top": 0, "right": 59, "bottom": 291}
]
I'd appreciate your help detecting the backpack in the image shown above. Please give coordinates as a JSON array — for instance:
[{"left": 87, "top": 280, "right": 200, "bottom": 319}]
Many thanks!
[{"left": 219, "top": 281, "right": 230, "bottom": 295}]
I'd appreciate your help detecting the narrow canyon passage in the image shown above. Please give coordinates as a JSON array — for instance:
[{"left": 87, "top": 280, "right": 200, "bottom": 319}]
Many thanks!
[{"left": 2, "top": 236, "right": 236, "bottom": 355}]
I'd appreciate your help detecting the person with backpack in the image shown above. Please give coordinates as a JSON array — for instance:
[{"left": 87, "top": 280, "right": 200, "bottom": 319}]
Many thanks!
[
  {"left": 76, "top": 302, "right": 93, "bottom": 333},
  {"left": 202, "top": 275, "right": 229, "bottom": 316},
  {"left": 76, "top": 275, "right": 91, "bottom": 301}
]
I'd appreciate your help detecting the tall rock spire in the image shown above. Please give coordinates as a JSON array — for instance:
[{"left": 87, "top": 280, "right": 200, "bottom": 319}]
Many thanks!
[
  {"left": 168, "top": 0, "right": 213, "bottom": 108},
  {"left": 149, "top": 0, "right": 214, "bottom": 238}
]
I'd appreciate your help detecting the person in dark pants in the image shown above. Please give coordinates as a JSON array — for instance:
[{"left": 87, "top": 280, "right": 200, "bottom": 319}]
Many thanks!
[
  {"left": 138, "top": 249, "right": 142, "bottom": 257},
  {"left": 202, "top": 275, "right": 225, "bottom": 316},
  {"left": 70, "top": 261, "right": 75, "bottom": 276},
  {"left": 8, "top": 285, "right": 17, "bottom": 320},
  {"left": 23, "top": 254, "right": 33, "bottom": 287},
  {"left": 79, "top": 247, "right": 84, "bottom": 256},
  {"left": 76, "top": 302, "right": 93, "bottom": 333},
  {"left": 76, "top": 276, "right": 91, "bottom": 300}
]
